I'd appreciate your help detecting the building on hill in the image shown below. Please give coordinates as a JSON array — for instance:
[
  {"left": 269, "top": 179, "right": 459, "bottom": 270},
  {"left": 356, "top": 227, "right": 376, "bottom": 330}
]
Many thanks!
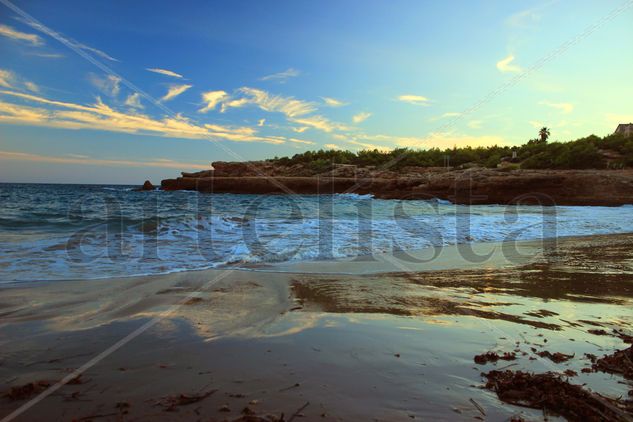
[{"left": 615, "top": 123, "right": 633, "bottom": 137}]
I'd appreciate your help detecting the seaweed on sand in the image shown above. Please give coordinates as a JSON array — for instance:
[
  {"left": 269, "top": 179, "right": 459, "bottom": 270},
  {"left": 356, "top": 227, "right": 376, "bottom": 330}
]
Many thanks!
[{"left": 483, "top": 370, "right": 632, "bottom": 421}]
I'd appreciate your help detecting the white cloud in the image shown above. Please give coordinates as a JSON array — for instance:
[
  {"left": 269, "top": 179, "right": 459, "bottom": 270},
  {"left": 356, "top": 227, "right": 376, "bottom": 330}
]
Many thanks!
[
  {"left": 260, "top": 68, "right": 300, "bottom": 82},
  {"left": 397, "top": 94, "right": 430, "bottom": 106},
  {"left": 352, "top": 112, "right": 372, "bottom": 124},
  {"left": 293, "top": 126, "right": 309, "bottom": 133},
  {"left": 321, "top": 97, "right": 348, "bottom": 107},
  {"left": 539, "top": 100, "right": 574, "bottom": 114},
  {"left": 0, "top": 150, "right": 211, "bottom": 170},
  {"left": 258, "top": 118, "right": 266, "bottom": 127},
  {"left": 324, "top": 143, "right": 340, "bottom": 150},
  {"left": 89, "top": 74, "right": 121, "bottom": 97},
  {"left": 198, "top": 90, "right": 228, "bottom": 113},
  {"left": 146, "top": 68, "right": 184, "bottom": 79},
  {"left": 496, "top": 55, "right": 522, "bottom": 73},
  {"left": 161, "top": 84, "right": 192, "bottom": 102},
  {"left": 0, "top": 90, "right": 311, "bottom": 145},
  {"left": 0, "top": 24, "right": 43, "bottom": 46},
  {"left": 124, "top": 92, "right": 143, "bottom": 109}
]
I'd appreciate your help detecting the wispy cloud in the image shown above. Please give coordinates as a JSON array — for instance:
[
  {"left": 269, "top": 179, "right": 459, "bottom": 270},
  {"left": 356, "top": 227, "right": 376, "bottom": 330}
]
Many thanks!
[
  {"left": 23, "top": 81, "right": 39, "bottom": 93},
  {"left": 205, "top": 87, "right": 351, "bottom": 134},
  {"left": 496, "top": 54, "right": 523, "bottom": 73},
  {"left": 287, "top": 138, "right": 315, "bottom": 145},
  {"left": 161, "top": 84, "right": 192, "bottom": 102},
  {"left": 528, "top": 120, "right": 543, "bottom": 129},
  {"left": 0, "top": 68, "right": 39, "bottom": 92},
  {"left": 467, "top": 120, "right": 483, "bottom": 129},
  {"left": 395, "top": 131, "right": 505, "bottom": 149},
  {"left": 352, "top": 112, "right": 371, "bottom": 124},
  {"left": 124, "top": 92, "right": 143, "bottom": 109},
  {"left": 220, "top": 87, "right": 317, "bottom": 117},
  {"left": 17, "top": 18, "right": 118, "bottom": 61},
  {"left": 605, "top": 113, "right": 633, "bottom": 127},
  {"left": 258, "top": 118, "right": 266, "bottom": 127},
  {"left": 506, "top": 8, "right": 542, "bottom": 29},
  {"left": 26, "top": 52, "right": 64, "bottom": 59},
  {"left": 198, "top": 90, "right": 228, "bottom": 113},
  {"left": 260, "top": 68, "right": 300, "bottom": 82},
  {"left": 341, "top": 131, "right": 505, "bottom": 151},
  {"left": 430, "top": 112, "right": 461, "bottom": 121},
  {"left": 0, "top": 89, "right": 311, "bottom": 145},
  {"left": 0, "top": 150, "right": 211, "bottom": 170},
  {"left": 290, "top": 115, "right": 350, "bottom": 133},
  {"left": 0, "top": 24, "right": 43, "bottom": 46},
  {"left": 324, "top": 143, "right": 340, "bottom": 150},
  {"left": 146, "top": 68, "right": 184, "bottom": 79},
  {"left": 346, "top": 139, "right": 392, "bottom": 152},
  {"left": 539, "top": 100, "right": 574, "bottom": 114},
  {"left": 89, "top": 73, "right": 121, "bottom": 97},
  {"left": 0, "top": 70, "right": 13, "bottom": 89},
  {"left": 322, "top": 97, "right": 348, "bottom": 107},
  {"left": 397, "top": 94, "right": 430, "bottom": 106}
]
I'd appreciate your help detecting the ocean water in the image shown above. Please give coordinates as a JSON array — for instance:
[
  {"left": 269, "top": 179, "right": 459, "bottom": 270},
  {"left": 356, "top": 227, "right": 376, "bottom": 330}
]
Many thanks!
[{"left": 0, "top": 183, "right": 632, "bottom": 282}]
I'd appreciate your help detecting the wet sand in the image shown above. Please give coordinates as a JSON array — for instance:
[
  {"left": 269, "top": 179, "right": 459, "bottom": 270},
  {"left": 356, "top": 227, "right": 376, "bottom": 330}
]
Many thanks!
[{"left": 1, "top": 234, "right": 633, "bottom": 421}]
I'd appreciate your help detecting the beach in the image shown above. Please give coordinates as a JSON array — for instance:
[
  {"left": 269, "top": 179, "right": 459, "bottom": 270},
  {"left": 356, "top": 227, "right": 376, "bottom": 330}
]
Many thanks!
[
  {"left": 2, "top": 0, "right": 633, "bottom": 420},
  {"left": 1, "top": 233, "right": 632, "bottom": 421}
]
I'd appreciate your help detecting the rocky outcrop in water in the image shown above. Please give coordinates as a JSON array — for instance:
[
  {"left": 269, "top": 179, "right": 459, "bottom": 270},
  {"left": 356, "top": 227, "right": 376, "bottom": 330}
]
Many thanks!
[
  {"left": 159, "top": 162, "right": 633, "bottom": 206},
  {"left": 138, "top": 180, "right": 154, "bottom": 191}
]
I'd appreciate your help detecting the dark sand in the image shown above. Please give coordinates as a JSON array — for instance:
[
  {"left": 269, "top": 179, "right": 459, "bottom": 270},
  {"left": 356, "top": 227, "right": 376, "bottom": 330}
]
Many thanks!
[{"left": 1, "top": 234, "right": 633, "bottom": 421}]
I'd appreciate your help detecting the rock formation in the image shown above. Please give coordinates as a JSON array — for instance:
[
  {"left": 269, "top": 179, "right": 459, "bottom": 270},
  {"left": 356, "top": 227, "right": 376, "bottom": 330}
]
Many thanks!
[
  {"left": 158, "top": 161, "right": 633, "bottom": 206},
  {"left": 141, "top": 180, "right": 154, "bottom": 191}
]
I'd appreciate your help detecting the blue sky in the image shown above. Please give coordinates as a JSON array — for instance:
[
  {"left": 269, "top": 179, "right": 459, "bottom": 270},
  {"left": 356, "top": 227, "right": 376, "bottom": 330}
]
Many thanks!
[{"left": 0, "top": 0, "right": 632, "bottom": 184}]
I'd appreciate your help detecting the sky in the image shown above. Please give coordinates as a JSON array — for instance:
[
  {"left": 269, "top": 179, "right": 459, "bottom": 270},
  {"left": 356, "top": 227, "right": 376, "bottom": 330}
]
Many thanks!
[{"left": 0, "top": 0, "right": 632, "bottom": 184}]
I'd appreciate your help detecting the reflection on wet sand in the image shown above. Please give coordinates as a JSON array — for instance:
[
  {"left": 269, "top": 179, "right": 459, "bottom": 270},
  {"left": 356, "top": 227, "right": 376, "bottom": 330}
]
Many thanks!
[{"left": 292, "top": 234, "right": 633, "bottom": 332}]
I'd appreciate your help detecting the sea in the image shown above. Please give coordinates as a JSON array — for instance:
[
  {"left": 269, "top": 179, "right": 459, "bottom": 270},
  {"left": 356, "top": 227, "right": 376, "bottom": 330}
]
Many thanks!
[{"left": 1, "top": 183, "right": 632, "bottom": 283}]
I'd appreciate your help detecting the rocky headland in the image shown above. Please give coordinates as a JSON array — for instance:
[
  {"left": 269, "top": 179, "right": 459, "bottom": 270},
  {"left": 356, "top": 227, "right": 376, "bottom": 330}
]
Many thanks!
[{"left": 158, "top": 161, "right": 633, "bottom": 206}]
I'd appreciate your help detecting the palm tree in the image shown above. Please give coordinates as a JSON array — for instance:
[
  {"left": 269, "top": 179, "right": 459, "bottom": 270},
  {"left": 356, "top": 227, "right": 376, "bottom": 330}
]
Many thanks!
[{"left": 539, "top": 127, "right": 551, "bottom": 143}]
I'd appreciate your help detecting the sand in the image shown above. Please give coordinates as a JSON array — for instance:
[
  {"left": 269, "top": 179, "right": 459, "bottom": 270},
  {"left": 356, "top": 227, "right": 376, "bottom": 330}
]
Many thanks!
[{"left": 1, "top": 234, "right": 633, "bottom": 421}]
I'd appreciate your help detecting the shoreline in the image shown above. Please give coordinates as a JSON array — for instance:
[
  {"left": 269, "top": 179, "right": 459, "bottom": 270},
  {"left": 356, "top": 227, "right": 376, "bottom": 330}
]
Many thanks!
[{"left": 2, "top": 231, "right": 632, "bottom": 287}]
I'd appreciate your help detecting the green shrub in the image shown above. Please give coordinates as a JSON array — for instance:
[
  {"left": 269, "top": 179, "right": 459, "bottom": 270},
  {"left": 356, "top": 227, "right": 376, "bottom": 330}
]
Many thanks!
[{"left": 270, "top": 132, "right": 631, "bottom": 170}]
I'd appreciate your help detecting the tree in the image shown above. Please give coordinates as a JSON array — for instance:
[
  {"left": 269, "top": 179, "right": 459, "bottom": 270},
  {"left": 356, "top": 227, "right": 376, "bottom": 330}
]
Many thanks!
[{"left": 539, "top": 127, "right": 551, "bottom": 143}]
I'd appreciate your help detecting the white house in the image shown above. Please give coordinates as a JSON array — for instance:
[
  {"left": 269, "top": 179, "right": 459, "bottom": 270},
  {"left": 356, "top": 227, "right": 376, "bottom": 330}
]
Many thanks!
[{"left": 615, "top": 123, "right": 633, "bottom": 137}]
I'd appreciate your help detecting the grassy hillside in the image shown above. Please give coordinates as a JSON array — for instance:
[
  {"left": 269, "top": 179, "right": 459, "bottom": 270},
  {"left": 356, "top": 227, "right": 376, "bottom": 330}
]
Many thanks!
[{"left": 270, "top": 133, "right": 633, "bottom": 171}]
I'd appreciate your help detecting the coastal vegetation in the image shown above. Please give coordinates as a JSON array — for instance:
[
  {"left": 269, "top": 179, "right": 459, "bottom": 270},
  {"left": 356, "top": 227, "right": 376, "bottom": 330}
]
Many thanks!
[{"left": 270, "top": 131, "right": 633, "bottom": 171}]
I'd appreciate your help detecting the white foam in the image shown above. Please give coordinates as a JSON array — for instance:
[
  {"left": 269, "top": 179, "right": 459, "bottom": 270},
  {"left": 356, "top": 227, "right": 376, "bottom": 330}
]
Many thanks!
[{"left": 1, "top": 191, "right": 632, "bottom": 282}]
